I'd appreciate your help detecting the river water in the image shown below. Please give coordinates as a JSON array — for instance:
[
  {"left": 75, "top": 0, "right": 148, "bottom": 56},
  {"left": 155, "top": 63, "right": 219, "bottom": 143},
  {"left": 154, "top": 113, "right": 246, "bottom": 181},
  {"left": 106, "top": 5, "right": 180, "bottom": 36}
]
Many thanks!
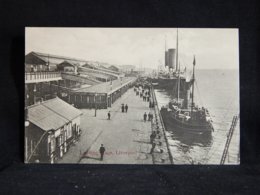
[{"left": 154, "top": 69, "right": 239, "bottom": 164}]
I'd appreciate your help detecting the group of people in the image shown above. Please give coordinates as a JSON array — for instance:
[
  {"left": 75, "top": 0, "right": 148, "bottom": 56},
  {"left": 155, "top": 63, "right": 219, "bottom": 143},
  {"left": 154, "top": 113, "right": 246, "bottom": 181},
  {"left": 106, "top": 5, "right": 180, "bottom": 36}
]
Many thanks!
[
  {"left": 143, "top": 112, "right": 154, "bottom": 122},
  {"left": 134, "top": 85, "right": 156, "bottom": 106},
  {"left": 107, "top": 103, "right": 129, "bottom": 120},
  {"left": 121, "top": 103, "right": 128, "bottom": 113},
  {"left": 100, "top": 84, "right": 159, "bottom": 161},
  {"left": 142, "top": 90, "right": 150, "bottom": 102},
  {"left": 134, "top": 86, "right": 151, "bottom": 102}
]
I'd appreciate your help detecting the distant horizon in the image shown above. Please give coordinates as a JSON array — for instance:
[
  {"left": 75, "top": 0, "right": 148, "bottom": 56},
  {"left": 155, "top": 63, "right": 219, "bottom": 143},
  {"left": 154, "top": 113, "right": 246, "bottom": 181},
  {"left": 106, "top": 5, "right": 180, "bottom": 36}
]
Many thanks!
[
  {"left": 25, "top": 49, "right": 239, "bottom": 71},
  {"left": 26, "top": 28, "right": 239, "bottom": 70},
  {"left": 26, "top": 49, "right": 239, "bottom": 71}
]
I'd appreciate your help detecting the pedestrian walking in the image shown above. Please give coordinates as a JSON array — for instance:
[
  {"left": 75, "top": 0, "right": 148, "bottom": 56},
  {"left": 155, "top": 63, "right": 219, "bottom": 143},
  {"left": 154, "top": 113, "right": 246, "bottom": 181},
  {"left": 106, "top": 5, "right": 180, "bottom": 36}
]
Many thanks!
[
  {"left": 150, "top": 113, "right": 153, "bottom": 122},
  {"left": 150, "top": 131, "right": 156, "bottom": 143},
  {"left": 144, "top": 112, "right": 147, "bottom": 122},
  {"left": 107, "top": 111, "right": 111, "bottom": 120},
  {"left": 121, "top": 104, "right": 125, "bottom": 112},
  {"left": 150, "top": 134, "right": 153, "bottom": 143},
  {"left": 148, "top": 112, "right": 151, "bottom": 121},
  {"left": 150, "top": 142, "right": 156, "bottom": 154},
  {"left": 125, "top": 104, "right": 128, "bottom": 113},
  {"left": 99, "top": 144, "right": 106, "bottom": 161}
]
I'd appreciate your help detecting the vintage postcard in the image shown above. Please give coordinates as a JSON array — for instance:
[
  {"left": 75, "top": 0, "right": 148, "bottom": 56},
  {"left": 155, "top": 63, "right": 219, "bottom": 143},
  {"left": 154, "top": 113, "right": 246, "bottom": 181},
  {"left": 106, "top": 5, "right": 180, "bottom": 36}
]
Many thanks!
[{"left": 25, "top": 28, "right": 239, "bottom": 164}]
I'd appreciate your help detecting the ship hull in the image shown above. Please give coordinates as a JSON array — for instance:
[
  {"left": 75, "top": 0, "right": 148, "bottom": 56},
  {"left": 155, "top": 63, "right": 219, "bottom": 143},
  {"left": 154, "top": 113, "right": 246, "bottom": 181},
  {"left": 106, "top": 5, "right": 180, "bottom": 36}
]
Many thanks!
[
  {"left": 161, "top": 109, "right": 213, "bottom": 135},
  {"left": 150, "top": 78, "right": 178, "bottom": 89},
  {"left": 150, "top": 77, "right": 192, "bottom": 92}
]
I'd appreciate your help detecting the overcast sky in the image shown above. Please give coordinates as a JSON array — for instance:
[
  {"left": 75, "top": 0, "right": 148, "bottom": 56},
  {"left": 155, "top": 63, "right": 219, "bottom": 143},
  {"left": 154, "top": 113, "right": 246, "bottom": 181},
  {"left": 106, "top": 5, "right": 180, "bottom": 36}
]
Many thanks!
[{"left": 26, "top": 28, "right": 239, "bottom": 70}]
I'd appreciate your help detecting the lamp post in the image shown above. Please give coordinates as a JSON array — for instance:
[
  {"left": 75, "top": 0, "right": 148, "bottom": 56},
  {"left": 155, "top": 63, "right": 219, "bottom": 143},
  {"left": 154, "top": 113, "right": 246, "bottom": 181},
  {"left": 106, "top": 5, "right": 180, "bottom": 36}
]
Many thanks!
[
  {"left": 25, "top": 108, "right": 30, "bottom": 163},
  {"left": 94, "top": 92, "right": 97, "bottom": 117},
  {"left": 110, "top": 78, "right": 112, "bottom": 91},
  {"left": 120, "top": 77, "right": 122, "bottom": 97},
  {"left": 33, "top": 84, "right": 37, "bottom": 104}
]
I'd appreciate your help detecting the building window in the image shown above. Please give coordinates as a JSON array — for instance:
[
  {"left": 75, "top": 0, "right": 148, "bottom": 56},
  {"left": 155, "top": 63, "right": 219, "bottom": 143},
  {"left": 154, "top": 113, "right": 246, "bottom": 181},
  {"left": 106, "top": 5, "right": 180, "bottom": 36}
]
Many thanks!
[{"left": 101, "top": 95, "right": 106, "bottom": 102}]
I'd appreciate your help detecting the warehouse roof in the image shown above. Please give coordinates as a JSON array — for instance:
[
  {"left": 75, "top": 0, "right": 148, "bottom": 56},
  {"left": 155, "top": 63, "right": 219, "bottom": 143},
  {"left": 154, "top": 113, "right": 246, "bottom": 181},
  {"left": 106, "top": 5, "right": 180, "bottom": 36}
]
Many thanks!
[
  {"left": 74, "top": 77, "right": 136, "bottom": 94},
  {"left": 27, "top": 97, "right": 82, "bottom": 131},
  {"left": 83, "top": 72, "right": 111, "bottom": 80},
  {"left": 25, "top": 51, "right": 87, "bottom": 66},
  {"left": 58, "top": 60, "right": 79, "bottom": 67},
  {"left": 25, "top": 52, "right": 121, "bottom": 74}
]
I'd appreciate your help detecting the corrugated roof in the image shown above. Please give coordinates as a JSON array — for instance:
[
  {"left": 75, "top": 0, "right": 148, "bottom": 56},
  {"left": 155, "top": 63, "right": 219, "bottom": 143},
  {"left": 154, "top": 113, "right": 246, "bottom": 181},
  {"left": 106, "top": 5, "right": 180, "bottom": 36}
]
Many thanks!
[
  {"left": 58, "top": 60, "right": 79, "bottom": 67},
  {"left": 26, "top": 52, "right": 125, "bottom": 71},
  {"left": 42, "top": 98, "right": 82, "bottom": 121},
  {"left": 28, "top": 97, "right": 82, "bottom": 131},
  {"left": 85, "top": 72, "right": 111, "bottom": 79},
  {"left": 34, "top": 52, "right": 86, "bottom": 63},
  {"left": 108, "top": 65, "right": 119, "bottom": 70},
  {"left": 82, "top": 63, "right": 97, "bottom": 69},
  {"left": 28, "top": 52, "right": 87, "bottom": 66},
  {"left": 75, "top": 77, "right": 135, "bottom": 94}
]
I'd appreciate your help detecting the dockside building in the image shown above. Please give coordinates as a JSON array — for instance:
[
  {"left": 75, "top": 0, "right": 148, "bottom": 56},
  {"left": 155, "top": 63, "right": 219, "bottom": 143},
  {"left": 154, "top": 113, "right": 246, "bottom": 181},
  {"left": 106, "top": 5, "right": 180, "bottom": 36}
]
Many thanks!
[
  {"left": 68, "top": 77, "right": 136, "bottom": 108},
  {"left": 25, "top": 97, "right": 82, "bottom": 163}
]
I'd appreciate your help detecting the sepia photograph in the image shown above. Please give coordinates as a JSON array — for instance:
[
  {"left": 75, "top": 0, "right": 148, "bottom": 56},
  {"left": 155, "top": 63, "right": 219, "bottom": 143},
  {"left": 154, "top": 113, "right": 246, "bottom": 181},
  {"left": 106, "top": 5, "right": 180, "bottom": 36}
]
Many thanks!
[{"left": 24, "top": 27, "right": 239, "bottom": 164}]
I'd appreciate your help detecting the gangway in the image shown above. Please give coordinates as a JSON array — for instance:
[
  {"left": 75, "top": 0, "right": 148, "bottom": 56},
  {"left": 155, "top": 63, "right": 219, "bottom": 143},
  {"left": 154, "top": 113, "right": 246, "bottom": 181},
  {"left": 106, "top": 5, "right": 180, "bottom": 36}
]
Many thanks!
[{"left": 220, "top": 114, "right": 239, "bottom": 165}]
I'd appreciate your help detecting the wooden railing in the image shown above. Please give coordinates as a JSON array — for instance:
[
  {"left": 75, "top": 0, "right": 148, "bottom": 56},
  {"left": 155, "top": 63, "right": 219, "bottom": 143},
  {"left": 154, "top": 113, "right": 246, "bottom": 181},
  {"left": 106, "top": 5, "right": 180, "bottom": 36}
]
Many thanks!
[
  {"left": 25, "top": 72, "right": 62, "bottom": 83},
  {"left": 151, "top": 85, "right": 174, "bottom": 164},
  {"left": 61, "top": 72, "right": 101, "bottom": 85},
  {"left": 79, "top": 66, "right": 124, "bottom": 79}
]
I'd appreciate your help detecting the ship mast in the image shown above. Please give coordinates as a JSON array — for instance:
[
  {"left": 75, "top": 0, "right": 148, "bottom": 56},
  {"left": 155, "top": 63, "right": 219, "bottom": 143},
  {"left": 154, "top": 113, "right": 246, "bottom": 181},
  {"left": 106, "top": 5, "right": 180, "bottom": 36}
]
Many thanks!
[
  {"left": 176, "top": 28, "right": 180, "bottom": 103},
  {"left": 165, "top": 35, "right": 169, "bottom": 72},
  {"left": 177, "top": 61, "right": 181, "bottom": 103},
  {"left": 176, "top": 28, "right": 179, "bottom": 72},
  {"left": 191, "top": 55, "right": 196, "bottom": 118},
  {"left": 165, "top": 35, "right": 167, "bottom": 65}
]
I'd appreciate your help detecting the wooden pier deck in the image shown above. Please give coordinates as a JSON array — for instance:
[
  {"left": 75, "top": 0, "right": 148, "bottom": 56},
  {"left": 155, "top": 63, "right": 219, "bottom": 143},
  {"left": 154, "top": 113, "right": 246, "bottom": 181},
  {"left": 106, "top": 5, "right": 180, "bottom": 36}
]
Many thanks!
[{"left": 57, "top": 85, "right": 173, "bottom": 164}]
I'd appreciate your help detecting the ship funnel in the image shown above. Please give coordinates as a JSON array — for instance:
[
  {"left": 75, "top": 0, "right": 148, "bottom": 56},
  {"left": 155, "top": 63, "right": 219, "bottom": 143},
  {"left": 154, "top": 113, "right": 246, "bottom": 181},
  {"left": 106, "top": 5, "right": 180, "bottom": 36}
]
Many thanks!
[
  {"left": 165, "top": 51, "right": 168, "bottom": 67},
  {"left": 167, "top": 48, "right": 176, "bottom": 69}
]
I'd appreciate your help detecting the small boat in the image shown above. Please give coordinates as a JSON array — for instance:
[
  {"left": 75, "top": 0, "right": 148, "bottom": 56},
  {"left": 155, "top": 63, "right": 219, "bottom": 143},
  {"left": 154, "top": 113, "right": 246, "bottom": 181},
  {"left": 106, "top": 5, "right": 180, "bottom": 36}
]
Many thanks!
[
  {"left": 160, "top": 56, "right": 214, "bottom": 134},
  {"left": 161, "top": 102, "right": 214, "bottom": 134}
]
